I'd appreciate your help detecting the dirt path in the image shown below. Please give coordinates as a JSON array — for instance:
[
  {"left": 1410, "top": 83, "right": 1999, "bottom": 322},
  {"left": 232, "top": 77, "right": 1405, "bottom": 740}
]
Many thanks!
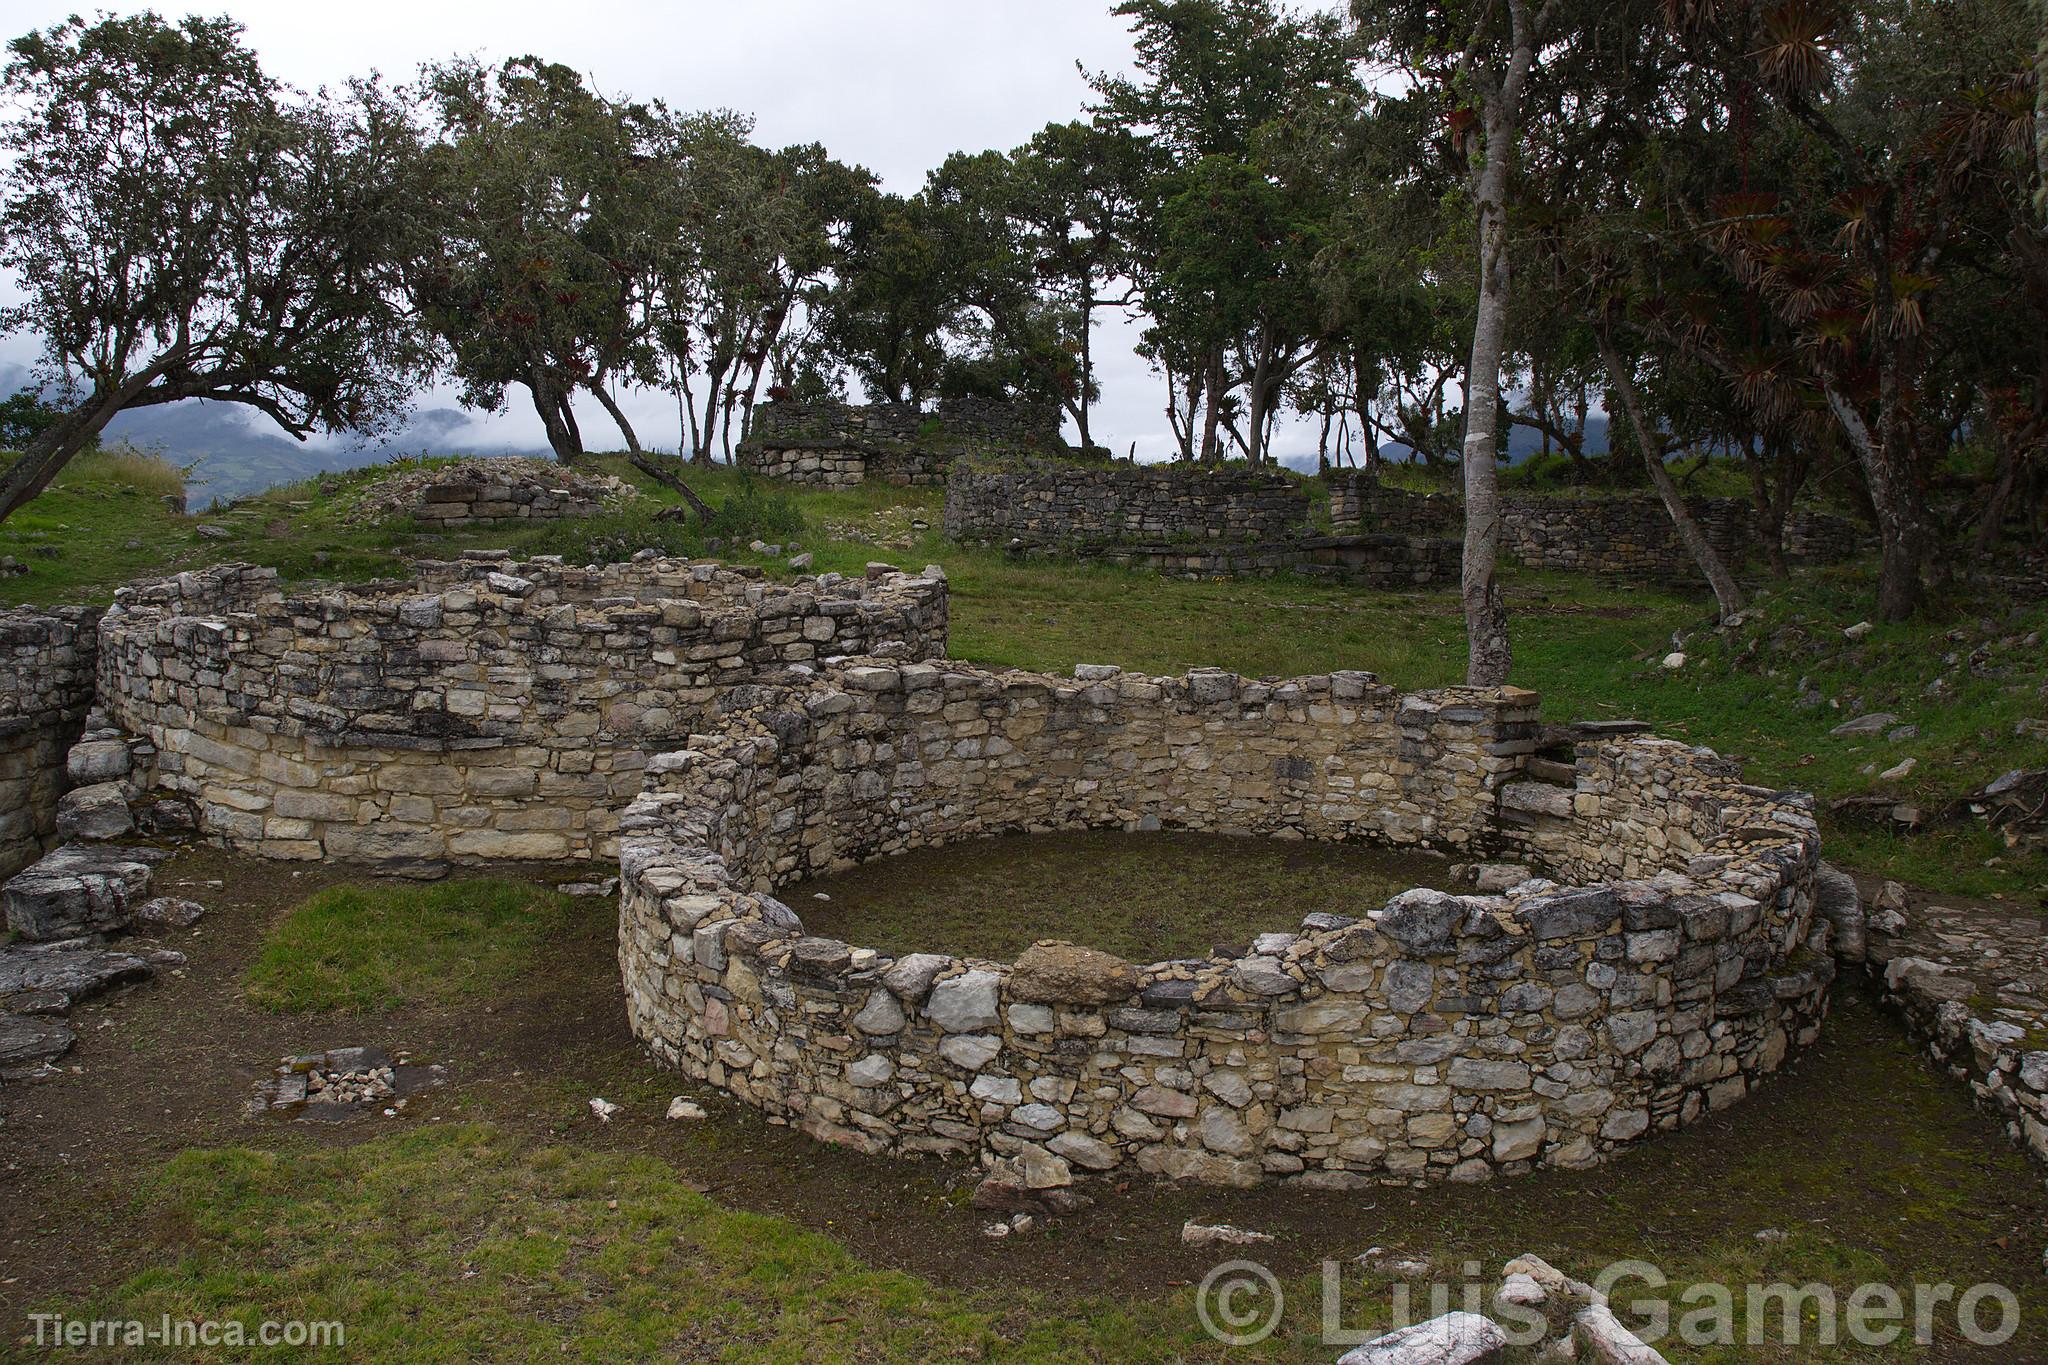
[{"left": 3, "top": 848, "right": 2045, "bottom": 1351}]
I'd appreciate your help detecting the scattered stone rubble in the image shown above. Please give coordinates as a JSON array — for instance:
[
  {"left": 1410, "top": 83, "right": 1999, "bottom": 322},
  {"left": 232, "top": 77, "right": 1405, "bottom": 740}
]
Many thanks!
[
  {"left": 248, "top": 1045, "right": 446, "bottom": 1118},
  {"left": 1862, "top": 885, "right": 2047, "bottom": 1170}
]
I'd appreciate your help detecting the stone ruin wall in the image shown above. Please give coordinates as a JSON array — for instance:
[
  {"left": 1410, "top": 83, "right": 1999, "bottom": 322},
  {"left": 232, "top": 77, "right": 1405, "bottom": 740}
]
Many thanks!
[
  {"left": 0, "top": 606, "right": 103, "bottom": 877},
  {"left": 618, "top": 660, "right": 1832, "bottom": 1191},
  {"left": 737, "top": 397, "right": 1065, "bottom": 489},
  {"left": 410, "top": 466, "right": 612, "bottom": 528},
  {"left": 1329, "top": 473, "right": 1861, "bottom": 580},
  {"left": 944, "top": 457, "right": 1465, "bottom": 590},
  {"left": 943, "top": 457, "right": 1311, "bottom": 547},
  {"left": 92, "top": 556, "right": 948, "bottom": 864}
]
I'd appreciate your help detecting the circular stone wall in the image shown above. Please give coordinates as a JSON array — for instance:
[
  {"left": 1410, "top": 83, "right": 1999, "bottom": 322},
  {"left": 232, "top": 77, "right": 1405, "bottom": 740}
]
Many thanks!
[
  {"left": 95, "top": 556, "right": 947, "bottom": 863},
  {"left": 618, "top": 660, "right": 1835, "bottom": 1193}
]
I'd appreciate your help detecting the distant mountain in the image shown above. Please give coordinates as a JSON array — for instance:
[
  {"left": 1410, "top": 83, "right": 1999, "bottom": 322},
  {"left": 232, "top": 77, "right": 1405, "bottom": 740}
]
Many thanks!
[
  {"left": 0, "top": 365, "right": 552, "bottom": 506},
  {"left": 100, "top": 402, "right": 552, "bottom": 507}
]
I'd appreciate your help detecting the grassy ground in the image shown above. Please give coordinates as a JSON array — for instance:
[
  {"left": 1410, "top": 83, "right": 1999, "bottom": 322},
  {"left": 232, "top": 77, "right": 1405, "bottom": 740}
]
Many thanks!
[
  {"left": 12, "top": 869, "right": 2042, "bottom": 1364},
  {"left": 244, "top": 878, "right": 576, "bottom": 1014},
  {"left": 789, "top": 830, "right": 1450, "bottom": 963},
  {"left": 2, "top": 448, "right": 2040, "bottom": 905}
]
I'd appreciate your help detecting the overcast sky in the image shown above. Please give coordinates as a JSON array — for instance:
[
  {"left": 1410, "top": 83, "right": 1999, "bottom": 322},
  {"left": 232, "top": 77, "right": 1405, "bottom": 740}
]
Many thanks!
[{"left": 0, "top": 0, "right": 1342, "bottom": 463}]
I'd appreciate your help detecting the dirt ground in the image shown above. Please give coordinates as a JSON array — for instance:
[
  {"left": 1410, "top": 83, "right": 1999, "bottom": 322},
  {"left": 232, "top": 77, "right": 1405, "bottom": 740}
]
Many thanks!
[{"left": 2, "top": 846, "right": 2044, "bottom": 1357}]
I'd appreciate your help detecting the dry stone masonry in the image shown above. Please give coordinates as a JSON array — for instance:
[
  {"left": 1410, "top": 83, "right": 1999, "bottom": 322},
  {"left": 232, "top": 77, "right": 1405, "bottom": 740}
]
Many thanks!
[
  {"left": 945, "top": 456, "right": 1463, "bottom": 589},
  {"left": 347, "top": 457, "right": 636, "bottom": 528},
  {"left": 1328, "top": 473, "right": 1860, "bottom": 581},
  {"left": 618, "top": 656, "right": 1834, "bottom": 1195},
  {"left": 407, "top": 459, "right": 630, "bottom": 528},
  {"left": 0, "top": 606, "right": 103, "bottom": 878},
  {"left": 738, "top": 397, "right": 1065, "bottom": 488},
  {"left": 92, "top": 555, "right": 947, "bottom": 865}
]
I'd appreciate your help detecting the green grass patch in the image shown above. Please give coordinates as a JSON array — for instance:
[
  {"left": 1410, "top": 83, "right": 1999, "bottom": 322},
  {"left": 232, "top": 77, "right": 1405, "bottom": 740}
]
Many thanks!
[
  {"left": 790, "top": 830, "right": 1450, "bottom": 962},
  {"left": 244, "top": 878, "right": 576, "bottom": 1014},
  {"left": 0, "top": 444, "right": 197, "bottom": 606},
  {"left": 85, "top": 1122, "right": 1215, "bottom": 1364},
  {"left": 54, "top": 991, "right": 2048, "bottom": 1363}
]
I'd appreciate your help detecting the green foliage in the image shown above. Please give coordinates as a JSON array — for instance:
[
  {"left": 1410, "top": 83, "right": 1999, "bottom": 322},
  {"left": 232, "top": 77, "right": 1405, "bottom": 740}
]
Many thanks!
[
  {"left": 0, "top": 387, "right": 59, "bottom": 448},
  {"left": 0, "top": 12, "right": 431, "bottom": 522},
  {"left": 703, "top": 480, "right": 804, "bottom": 542},
  {"left": 410, "top": 57, "right": 668, "bottom": 459},
  {"left": 245, "top": 878, "right": 575, "bottom": 1014}
]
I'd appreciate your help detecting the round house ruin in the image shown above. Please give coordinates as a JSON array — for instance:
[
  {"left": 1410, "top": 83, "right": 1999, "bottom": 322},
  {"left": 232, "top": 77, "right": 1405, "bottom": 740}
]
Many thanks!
[
  {"left": 618, "top": 658, "right": 1835, "bottom": 1194},
  {"left": 93, "top": 555, "right": 947, "bottom": 863}
]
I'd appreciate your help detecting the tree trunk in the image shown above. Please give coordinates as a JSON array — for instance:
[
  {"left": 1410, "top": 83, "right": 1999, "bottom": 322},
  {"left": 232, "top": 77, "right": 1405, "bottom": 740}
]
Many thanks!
[
  {"left": 1077, "top": 299, "right": 1094, "bottom": 450},
  {"left": 1598, "top": 331, "right": 1747, "bottom": 619},
  {"left": 1825, "top": 386, "right": 1923, "bottom": 619},
  {"left": 1461, "top": 130, "right": 1517, "bottom": 686},
  {"left": 1351, "top": 347, "right": 1380, "bottom": 468},
  {"left": 528, "top": 369, "right": 584, "bottom": 462},
  {"left": 630, "top": 452, "right": 714, "bottom": 523},
  {"left": 589, "top": 383, "right": 642, "bottom": 454},
  {"left": 1199, "top": 347, "right": 1226, "bottom": 465},
  {"left": 0, "top": 386, "right": 131, "bottom": 524},
  {"left": 0, "top": 357, "right": 182, "bottom": 524}
]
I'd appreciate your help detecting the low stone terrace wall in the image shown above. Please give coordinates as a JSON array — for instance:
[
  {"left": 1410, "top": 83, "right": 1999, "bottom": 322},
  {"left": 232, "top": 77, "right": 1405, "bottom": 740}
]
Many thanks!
[
  {"left": 944, "top": 458, "right": 1462, "bottom": 588},
  {"left": 619, "top": 660, "right": 1831, "bottom": 1193},
  {"left": 93, "top": 556, "right": 948, "bottom": 864},
  {"left": 1019, "top": 533, "right": 1462, "bottom": 589},
  {"left": 1329, "top": 473, "right": 1861, "bottom": 580},
  {"left": 0, "top": 607, "right": 102, "bottom": 877},
  {"left": 738, "top": 397, "right": 1064, "bottom": 489},
  {"left": 410, "top": 463, "right": 615, "bottom": 527},
  {"left": 944, "top": 456, "right": 1311, "bottom": 548}
]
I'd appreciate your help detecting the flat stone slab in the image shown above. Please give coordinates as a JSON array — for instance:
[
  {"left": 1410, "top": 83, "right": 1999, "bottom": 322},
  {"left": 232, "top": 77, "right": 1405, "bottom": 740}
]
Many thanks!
[
  {"left": 0, "top": 1014, "right": 77, "bottom": 1079},
  {"left": 0, "top": 944, "right": 154, "bottom": 1000},
  {"left": 2, "top": 843, "right": 165, "bottom": 941}
]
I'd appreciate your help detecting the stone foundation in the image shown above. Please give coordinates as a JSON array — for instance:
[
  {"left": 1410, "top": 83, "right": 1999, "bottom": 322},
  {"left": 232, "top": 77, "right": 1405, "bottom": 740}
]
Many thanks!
[
  {"left": 945, "top": 457, "right": 1463, "bottom": 588},
  {"left": 619, "top": 659, "right": 1832, "bottom": 1191},
  {"left": 409, "top": 461, "right": 623, "bottom": 527},
  {"left": 0, "top": 607, "right": 102, "bottom": 877},
  {"left": 944, "top": 457, "right": 1311, "bottom": 547},
  {"left": 94, "top": 555, "right": 948, "bottom": 863},
  {"left": 737, "top": 397, "right": 1063, "bottom": 488},
  {"left": 1329, "top": 474, "right": 1862, "bottom": 580}
]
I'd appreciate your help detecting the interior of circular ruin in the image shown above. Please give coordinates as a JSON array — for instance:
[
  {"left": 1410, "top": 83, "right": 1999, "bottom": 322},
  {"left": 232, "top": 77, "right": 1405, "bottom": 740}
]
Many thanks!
[{"left": 783, "top": 829, "right": 1454, "bottom": 963}]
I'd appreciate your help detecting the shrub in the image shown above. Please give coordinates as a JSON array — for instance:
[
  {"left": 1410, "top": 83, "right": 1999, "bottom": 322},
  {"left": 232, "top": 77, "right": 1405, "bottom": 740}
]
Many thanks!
[{"left": 704, "top": 480, "right": 804, "bottom": 542}]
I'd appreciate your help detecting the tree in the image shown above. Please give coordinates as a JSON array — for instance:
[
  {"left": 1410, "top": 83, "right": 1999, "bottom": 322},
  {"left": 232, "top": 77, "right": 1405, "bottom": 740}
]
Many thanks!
[
  {"left": 1008, "top": 122, "right": 1149, "bottom": 449},
  {"left": 1664, "top": 0, "right": 2040, "bottom": 618},
  {"left": 1360, "top": 0, "right": 1566, "bottom": 685},
  {"left": 410, "top": 56, "right": 662, "bottom": 461},
  {"left": 818, "top": 190, "right": 963, "bottom": 403},
  {"left": 650, "top": 119, "right": 866, "bottom": 463},
  {"left": 1091, "top": 0, "right": 1354, "bottom": 464},
  {"left": 0, "top": 14, "right": 429, "bottom": 523}
]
